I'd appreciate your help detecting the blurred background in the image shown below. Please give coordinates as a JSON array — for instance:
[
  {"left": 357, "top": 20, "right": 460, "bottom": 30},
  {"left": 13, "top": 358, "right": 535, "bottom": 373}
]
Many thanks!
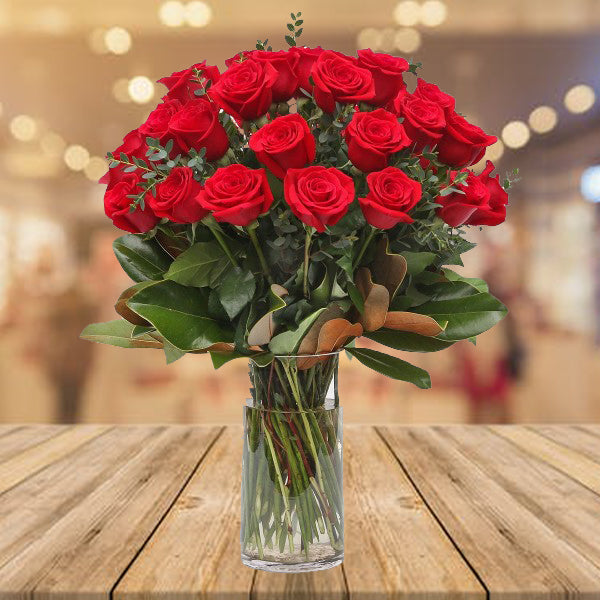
[{"left": 0, "top": 0, "right": 599, "bottom": 424}]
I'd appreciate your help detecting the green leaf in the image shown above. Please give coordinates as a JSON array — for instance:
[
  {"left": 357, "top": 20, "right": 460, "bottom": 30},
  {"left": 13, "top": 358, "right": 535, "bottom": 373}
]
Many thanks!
[
  {"left": 285, "top": 35, "right": 296, "bottom": 47},
  {"left": 80, "top": 320, "right": 162, "bottom": 349},
  {"left": 312, "top": 269, "right": 330, "bottom": 306},
  {"left": 401, "top": 251, "right": 436, "bottom": 276},
  {"left": 163, "top": 339, "right": 186, "bottom": 364},
  {"left": 126, "top": 280, "right": 233, "bottom": 351},
  {"left": 165, "top": 241, "right": 236, "bottom": 288},
  {"left": 414, "top": 292, "right": 507, "bottom": 341},
  {"left": 113, "top": 234, "right": 172, "bottom": 282},
  {"left": 346, "top": 347, "right": 431, "bottom": 389},
  {"left": 268, "top": 309, "right": 326, "bottom": 355},
  {"left": 217, "top": 267, "right": 256, "bottom": 320},
  {"left": 249, "top": 352, "right": 274, "bottom": 367},
  {"left": 443, "top": 269, "right": 489, "bottom": 293},
  {"left": 365, "top": 329, "right": 455, "bottom": 353},
  {"left": 210, "top": 351, "right": 243, "bottom": 369},
  {"left": 347, "top": 281, "right": 364, "bottom": 313}
]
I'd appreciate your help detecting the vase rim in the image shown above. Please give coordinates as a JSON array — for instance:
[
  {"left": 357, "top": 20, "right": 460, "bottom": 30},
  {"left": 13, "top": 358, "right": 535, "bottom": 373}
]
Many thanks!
[
  {"left": 244, "top": 398, "right": 340, "bottom": 412},
  {"left": 269, "top": 350, "right": 343, "bottom": 360}
]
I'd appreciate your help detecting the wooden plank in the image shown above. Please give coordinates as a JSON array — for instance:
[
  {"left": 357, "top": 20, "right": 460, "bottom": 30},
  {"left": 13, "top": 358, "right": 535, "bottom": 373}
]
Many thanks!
[
  {"left": 0, "top": 425, "right": 221, "bottom": 600},
  {"left": 531, "top": 425, "right": 600, "bottom": 463},
  {"left": 0, "top": 426, "right": 164, "bottom": 567},
  {"left": 381, "top": 426, "right": 600, "bottom": 600},
  {"left": 0, "top": 427, "right": 66, "bottom": 464},
  {"left": 342, "top": 426, "right": 483, "bottom": 600},
  {"left": 439, "top": 426, "right": 600, "bottom": 572},
  {"left": 115, "top": 426, "right": 254, "bottom": 600},
  {"left": 492, "top": 426, "right": 600, "bottom": 494},
  {"left": 0, "top": 425, "right": 109, "bottom": 494}
]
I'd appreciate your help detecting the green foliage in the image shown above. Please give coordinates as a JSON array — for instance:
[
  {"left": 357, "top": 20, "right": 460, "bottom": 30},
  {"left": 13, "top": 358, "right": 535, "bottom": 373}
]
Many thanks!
[
  {"left": 217, "top": 267, "right": 256, "bottom": 319},
  {"left": 365, "top": 330, "right": 455, "bottom": 353},
  {"left": 113, "top": 234, "right": 173, "bottom": 282},
  {"left": 285, "top": 11, "right": 303, "bottom": 46},
  {"left": 80, "top": 319, "right": 162, "bottom": 349}
]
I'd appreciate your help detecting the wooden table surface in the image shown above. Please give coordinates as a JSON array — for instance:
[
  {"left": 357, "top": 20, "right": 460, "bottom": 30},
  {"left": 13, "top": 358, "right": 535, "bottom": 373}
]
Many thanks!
[{"left": 0, "top": 425, "right": 599, "bottom": 599}]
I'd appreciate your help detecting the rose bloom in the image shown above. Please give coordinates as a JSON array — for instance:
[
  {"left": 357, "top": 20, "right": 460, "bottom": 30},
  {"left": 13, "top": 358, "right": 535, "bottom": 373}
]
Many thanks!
[
  {"left": 139, "top": 99, "right": 182, "bottom": 143},
  {"left": 158, "top": 61, "right": 220, "bottom": 103},
  {"left": 310, "top": 51, "right": 375, "bottom": 113},
  {"left": 168, "top": 98, "right": 229, "bottom": 161},
  {"left": 357, "top": 49, "right": 408, "bottom": 106},
  {"left": 148, "top": 167, "right": 207, "bottom": 224},
  {"left": 210, "top": 58, "right": 278, "bottom": 122},
  {"left": 289, "top": 46, "right": 324, "bottom": 95},
  {"left": 249, "top": 114, "right": 316, "bottom": 179},
  {"left": 412, "top": 78, "right": 455, "bottom": 116},
  {"left": 198, "top": 165, "right": 273, "bottom": 226},
  {"left": 436, "top": 112, "right": 497, "bottom": 168},
  {"left": 359, "top": 167, "right": 422, "bottom": 229},
  {"left": 438, "top": 162, "right": 507, "bottom": 227},
  {"left": 396, "top": 94, "right": 446, "bottom": 151},
  {"left": 284, "top": 166, "right": 355, "bottom": 232},
  {"left": 343, "top": 108, "right": 411, "bottom": 172},
  {"left": 100, "top": 129, "right": 148, "bottom": 189},
  {"left": 228, "top": 50, "right": 298, "bottom": 102},
  {"left": 104, "top": 173, "right": 158, "bottom": 233}
]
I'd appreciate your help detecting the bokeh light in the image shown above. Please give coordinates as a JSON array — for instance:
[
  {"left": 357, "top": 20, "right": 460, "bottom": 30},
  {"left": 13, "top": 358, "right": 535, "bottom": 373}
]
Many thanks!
[
  {"left": 564, "top": 84, "right": 596, "bottom": 114},
  {"left": 88, "top": 28, "right": 108, "bottom": 54},
  {"left": 40, "top": 132, "right": 66, "bottom": 157},
  {"left": 501, "top": 120, "right": 530, "bottom": 149},
  {"left": 394, "top": 27, "right": 421, "bottom": 53},
  {"left": 64, "top": 145, "right": 90, "bottom": 171},
  {"left": 420, "top": 0, "right": 447, "bottom": 27},
  {"left": 84, "top": 156, "right": 109, "bottom": 182},
  {"left": 128, "top": 76, "right": 155, "bottom": 104},
  {"left": 393, "top": 1, "right": 421, "bottom": 26},
  {"left": 486, "top": 139, "right": 505, "bottom": 162},
  {"left": 185, "top": 1, "right": 212, "bottom": 27},
  {"left": 112, "top": 78, "right": 132, "bottom": 103},
  {"left": 528, "top": 105, "right": 558, "bottom": 134},
  {"left": 104, "top": 27, "right": 132, "bottom": 55},
  {"left": 357, "top": 28, "right": 381, "bottom": 49},
  {"left": 159, "top": 1, "right": 186, "bottom": 27},
  {"left": 9, "top": 115, "right": 38, "bottom": 141}
]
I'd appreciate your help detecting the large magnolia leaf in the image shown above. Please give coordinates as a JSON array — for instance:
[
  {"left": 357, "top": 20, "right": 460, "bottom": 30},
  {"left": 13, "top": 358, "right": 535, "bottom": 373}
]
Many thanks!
[
  {"left": 297, "top": 304, "right": 345, "bottom": 355},
  {"left": 346, "top": 347, "right": 431, "bottom": 389},
  {"left": 80, "top": 319, "right": 163, "bottom": 349},
  {"left": 365, "top": 330, "right": 455, "bottom": 353},
  {"left": 400, "top": 251, "right": 436, "bottom": 276},
  {"left": 114, "top": 281, "right": 154, "bottom": 326},
  {"left": 113, "top": 234, "right": 172, "bottom": 283},
  {"left": 126, "top": 280, "right": 233, "bottom": 351},
  {"left": 247, "top": 285, "right": 287, "bottom": 346},
  {"left": 443, "top": 269, "right": 489, "bottom": 293},
  {"left": 217, "top": 267, "right": 256, "bottom": 320},
  {"left": 316, "top": 318, "right": 363, "bottom": 353},
  {"left": 383, "top": 312, "right": 444, "bottom": 336},
  {"left": 414, "top": 292, "right": 507, "bottom": 341},
  {"left": 372, "top": 238, "right": 407, "bottom": 299},
  {"left": 269, "top": 308, "right": 327, "bottom": 355},
  {"left": 355, "top": 268, "right": 389, "bottom": 332}
]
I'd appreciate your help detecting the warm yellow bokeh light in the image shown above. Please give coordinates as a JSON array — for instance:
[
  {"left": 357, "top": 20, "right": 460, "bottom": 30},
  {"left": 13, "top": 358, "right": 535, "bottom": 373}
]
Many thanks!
[
  {"left": 393, "top": 1, "right": 421, "bottom": 26},
  {"left": 486, "top": 139, "right": 505, "bottom": 162},
  {"left": 112, "top": 78, "right": 132, "bottom": 103},
  {"left": 9, "top": 115, "right": 38, "bottom": 142},
  {"left": 84, "top": 156, "right": 109, "bottom": 181},
  {"left": 528, "top": 105, "right": 558, "bottom": 134},
  {"left": 185, "top": 1, "right": 212, "bottom": 27},
  {"left": 394, "top": 27, "right": 421, "bottom": 53},
  {"left": 40, "top": 132, "right": 66, "bottom": 157},
  {"left": 159, "top": 1, "right": 186, "bottom": 27},
  {"left": 88, "top": 27, "right": 108, "bottom": 54},
  {"left": 128, "top": 76, "right": 155, "bottom": 104},
  {"left": 421, "top": 0, "right": 447, "bottom": 27},
  {"left": 104, "top": 27, "right": 132, "bottom": 55},
  {"left": 379, "top": 28, "right": 397, "bottom": 53},
  {"left": 357, "top": 28, "right": 381, "bottom": 49},
  {"left": 564, "top": 84, "right": 596, "bottom": 114},
  {"left": 64, "top": 145, "right": 90, "bottom": 171},
  {"left": 501, "top": 120, "right": 530, "bottom": 149}
]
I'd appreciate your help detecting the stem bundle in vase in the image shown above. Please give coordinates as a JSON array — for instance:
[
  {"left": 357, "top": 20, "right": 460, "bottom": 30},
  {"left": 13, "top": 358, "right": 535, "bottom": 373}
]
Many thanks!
[{"left": 81, "top": 11, "right": 516, "bottom": 572}]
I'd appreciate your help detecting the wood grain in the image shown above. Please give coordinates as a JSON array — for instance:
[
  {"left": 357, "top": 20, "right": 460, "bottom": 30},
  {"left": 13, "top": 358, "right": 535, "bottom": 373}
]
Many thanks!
[
  {"left": 0, "top": 426, "right": 65, "bottom": 463},
  {"left": 380, "top": 425, "right": 600, "bottom": 600},
  {"left": 530, "top": 425, "right": 600, "bottom": 463}
]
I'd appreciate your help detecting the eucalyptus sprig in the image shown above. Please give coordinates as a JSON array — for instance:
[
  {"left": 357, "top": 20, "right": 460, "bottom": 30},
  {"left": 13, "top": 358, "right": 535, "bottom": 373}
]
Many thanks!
[{"left": 285, "top": 11, "right": 303, "bottom": 47}]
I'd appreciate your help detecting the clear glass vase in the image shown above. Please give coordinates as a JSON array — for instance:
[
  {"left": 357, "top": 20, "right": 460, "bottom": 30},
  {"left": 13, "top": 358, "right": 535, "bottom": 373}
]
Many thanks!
[{"left": 241, "top": 352, "right": 343, "bottom": 572}]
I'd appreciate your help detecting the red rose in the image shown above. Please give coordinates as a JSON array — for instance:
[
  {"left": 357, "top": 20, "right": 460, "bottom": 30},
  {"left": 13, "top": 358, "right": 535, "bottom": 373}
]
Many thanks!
[
  {"left": 104, "top": 173, "right": 158, "bottom": 233},
  {"left": 289, "top": 46, "right": 324, "bottom": 95},
  {"left": 168, "top": 98, "right": 229, "bottom": 161},
  {"left": 139, "top": 99, "right": 182, "bottom": 143},
  {"left": 158, "top": 61, "right": 220, "bottom": 103},
  {"left": 198, "top": 165, "right": 273, "bottom": 226},
  {"left": 439, "top": 164, "right": 508, "bottom": 227},
  {"left": 229, "top": 50, "right": 298, "bottom": 102},
  {"left": 210, "top": 58, "right": 278, "bottom": 122},
  {"left": 310, "top": 51, "right": 375, "bottom": 113},
  {"left": 284, "top": 166, "right": 355, "bottom": 232},
  {"left": 148, "top": 167, "right": 207, "bottom": 224},
  {"left": 249, "top": 114, "right": 316, "bottom": 179},
  {"left": 357, "top": 49, "right": 408, "bottom": 106},
  {"left": 413, "top": 78, "right": 455, "bottom": 116},
  {"left": 343, "top": 108, "right": 411, "bottom": 172},
  {"left": 359, "top": 167, "right": 422, "bottom": 229},
  {"left": 436, "top": 112, "right": 497, "bottom": 168},
  {"left": 100, "top": 129, "right": 148, "bottom": 189},
  {"left": 397, "top": 94, "right": 446, "bottom": 151}
]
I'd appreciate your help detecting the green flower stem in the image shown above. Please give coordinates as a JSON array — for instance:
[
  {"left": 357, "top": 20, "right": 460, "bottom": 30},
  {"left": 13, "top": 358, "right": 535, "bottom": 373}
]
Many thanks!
[
  {"left": 352, "top": 226, "right": 377, "bottom": 270},
  {"left": 303, "top": 227, "right": 313, "bottom": 299},
  {"left": 247, "top": 226, "right": 273, "bottom": 284},
  {"left": 207, "top": 226, "right": 240, "bottom": 269}
]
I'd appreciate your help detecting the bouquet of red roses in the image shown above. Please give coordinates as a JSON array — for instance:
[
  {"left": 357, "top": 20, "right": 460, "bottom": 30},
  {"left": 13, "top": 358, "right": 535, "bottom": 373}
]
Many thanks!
[{"left": 82, "top": 15, "right": 513, "bottom": 571}]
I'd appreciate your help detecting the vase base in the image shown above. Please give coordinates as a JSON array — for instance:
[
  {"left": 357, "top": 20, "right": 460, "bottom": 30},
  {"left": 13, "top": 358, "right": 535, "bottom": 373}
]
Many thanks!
[{"left": 241, "top": 555, "right": 343, "bottom": 573}]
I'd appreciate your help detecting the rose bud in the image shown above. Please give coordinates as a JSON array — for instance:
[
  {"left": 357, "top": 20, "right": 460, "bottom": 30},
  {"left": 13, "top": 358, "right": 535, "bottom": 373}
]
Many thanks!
[
  {"left": 148, "top": 167, "right": 207, "bottom": 224},
  {"left": 436, "top": 112, "right": 497, "bottom": 168},
  {"left": 359, "top": 167, "right": 422, "bottom": 229},
  {"left": 284, "top": 166, "right": 355, "bottom": 232},
  {"left": 198, "top": 165, "right": 273, "bottom": 226},
  {"left": 158, "top": 61, "right": 220, "bottom": 103},
  {"left": 357, "top": 49, "right": 409, "bottom": 106},
  {"left": 168, "top": 98, "right": 229, "bottom": 161},
  {"left": 396, "top": 94, "right": 446, "bottom": 152},
  {"left": 249, "top": 114, "right": 316, "bottom": 179},
  {"left": 104, "top": 173, "right": 158, "bottom": 233},
  {"left": 343, "top": 108, "right": 411, "bottom": 172},
  {"left": 310, "top": 51, "right": 375, "bottom": 113},
  {"left": 210, "top": 58, "right": 278, "bottom": 122}
]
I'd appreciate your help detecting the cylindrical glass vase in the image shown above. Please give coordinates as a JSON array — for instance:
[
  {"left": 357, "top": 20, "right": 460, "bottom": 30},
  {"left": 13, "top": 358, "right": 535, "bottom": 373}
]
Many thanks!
[{"left": 241, "top": 353, "right": 343, "bottom": 572}]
